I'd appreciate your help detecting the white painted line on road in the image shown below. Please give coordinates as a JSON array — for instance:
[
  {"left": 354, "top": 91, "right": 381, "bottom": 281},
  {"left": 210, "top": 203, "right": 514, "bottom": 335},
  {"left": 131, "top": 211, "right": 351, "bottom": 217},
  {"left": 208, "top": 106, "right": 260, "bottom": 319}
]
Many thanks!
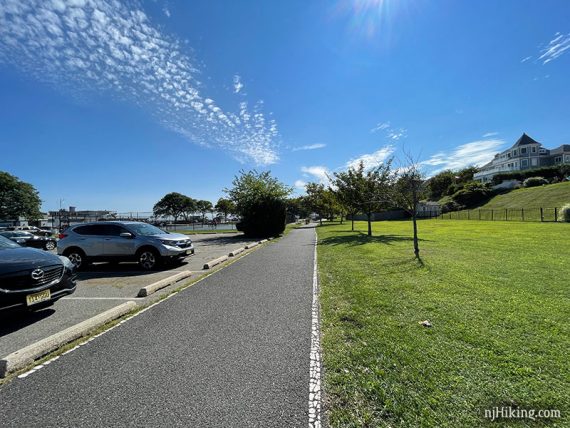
[
  {"left": 11, "top": 247, "right": 257, "bottom": 382},
  {"left": 309, "top": 229, "right": 322, "bottom": 428},
  {"left": 1, "top": 302, "right": 136, "bottom": 378}
]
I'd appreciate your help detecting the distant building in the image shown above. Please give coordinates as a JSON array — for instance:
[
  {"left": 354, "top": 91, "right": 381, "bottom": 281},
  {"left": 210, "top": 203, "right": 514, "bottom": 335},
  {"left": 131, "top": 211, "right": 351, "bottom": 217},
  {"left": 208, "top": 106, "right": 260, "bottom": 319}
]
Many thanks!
[
  {"left": 474, "top": 133, "right": 570, "bottom": 183},
  {"left": 48, "top": 208, "right": 116, "bottom": 228}
]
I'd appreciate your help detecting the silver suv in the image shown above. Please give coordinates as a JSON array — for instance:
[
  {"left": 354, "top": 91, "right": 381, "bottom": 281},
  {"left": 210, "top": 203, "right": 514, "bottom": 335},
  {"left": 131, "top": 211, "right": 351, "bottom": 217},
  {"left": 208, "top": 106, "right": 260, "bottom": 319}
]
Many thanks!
[{"left": 57, "top": 221, "right": 194, "bottom": 270}]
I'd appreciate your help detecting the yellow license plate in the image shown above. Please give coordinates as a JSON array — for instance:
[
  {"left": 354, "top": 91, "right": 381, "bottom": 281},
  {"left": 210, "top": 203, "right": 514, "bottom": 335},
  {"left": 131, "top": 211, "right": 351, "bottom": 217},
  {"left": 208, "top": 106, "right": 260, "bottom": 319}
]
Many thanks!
[{"left": 26, "top": 289, "right": 51, "bottom": 306}]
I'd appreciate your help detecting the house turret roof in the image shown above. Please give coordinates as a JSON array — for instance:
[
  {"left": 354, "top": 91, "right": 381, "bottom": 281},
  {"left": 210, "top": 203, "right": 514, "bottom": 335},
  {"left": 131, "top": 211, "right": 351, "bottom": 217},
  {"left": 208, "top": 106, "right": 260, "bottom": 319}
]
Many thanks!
[{"left": 511, "top": 133, "right": 540, "bottom": 148}]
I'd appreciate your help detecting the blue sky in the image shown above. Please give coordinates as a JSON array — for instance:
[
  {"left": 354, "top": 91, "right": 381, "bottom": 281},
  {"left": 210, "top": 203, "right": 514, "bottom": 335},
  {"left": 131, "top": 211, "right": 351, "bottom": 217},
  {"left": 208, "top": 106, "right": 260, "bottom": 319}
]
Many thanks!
[{"left": 0, "top": 0, "right": 569, "bottom": 212}]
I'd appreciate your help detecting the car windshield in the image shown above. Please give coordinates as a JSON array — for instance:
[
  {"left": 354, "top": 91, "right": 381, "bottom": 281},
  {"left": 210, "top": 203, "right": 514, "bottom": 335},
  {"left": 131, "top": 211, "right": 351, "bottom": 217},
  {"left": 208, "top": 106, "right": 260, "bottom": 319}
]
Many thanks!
[
  {"left": 126, "top": 223, "right": 167, "bottom": 236},
  {"left": 0, "top": 235, "right": 20, "bottom": 249}
]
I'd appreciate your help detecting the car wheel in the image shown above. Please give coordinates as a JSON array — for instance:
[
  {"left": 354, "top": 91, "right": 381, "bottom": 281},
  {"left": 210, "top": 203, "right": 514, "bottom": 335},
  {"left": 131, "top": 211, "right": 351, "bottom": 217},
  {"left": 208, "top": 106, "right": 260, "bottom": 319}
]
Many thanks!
[
  {"left": 45, "top": 241, "right": 56, "bottom": 251},
  {"left": 64, "top": 248, "right": 86, "bottom": 270},
  {"left": 138, "top": 249, "right": 160, "bottom": 271}
]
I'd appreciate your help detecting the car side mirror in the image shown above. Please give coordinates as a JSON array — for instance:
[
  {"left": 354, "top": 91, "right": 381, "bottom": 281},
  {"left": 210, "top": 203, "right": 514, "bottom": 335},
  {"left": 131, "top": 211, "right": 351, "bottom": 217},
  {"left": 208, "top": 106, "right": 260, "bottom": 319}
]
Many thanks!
[{"left": 120, "top": 232, "right": 133, "bottom": 239}]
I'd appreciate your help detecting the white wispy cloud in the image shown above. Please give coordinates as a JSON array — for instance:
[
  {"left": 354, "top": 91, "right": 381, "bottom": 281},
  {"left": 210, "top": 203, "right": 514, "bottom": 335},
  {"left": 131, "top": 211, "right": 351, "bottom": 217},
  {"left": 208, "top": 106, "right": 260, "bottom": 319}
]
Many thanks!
[
  {"left": 520, "top": 56, "right": 532, "bottom": 63},
  {"left": 294, "top": 179, "right": 307, "bottom": 189},
  {"left": 482, "top": 132, "right": 498, "bottom": 138},
  {"left": 422, "top": 139, "right": 505, "bottom": 174},
  {"left": 233, "top": 74, "right": 244, "bottom": 94},
  {"left": 301, "top": 166, "right": 331, "bottom": 185},
  {"left": 370, "top": 121, "right": 406, "bottom": 141},
  {"left": 370, "top": 122, "right": 390, "bottom": 133},
  {"left": 162, "top": 6, "right": 171, "bottom": 18},
  {"left": 346, "top": 145, "right": 395, "bottom": 170},
  {"left": 539, "top": 32, "right": 570, "bottom": 64},
  {"left": 0, "top": 0, "right": 278, "bottom": 165},
  {"left": 291, "top": 143, "right": 326, "bottom": 152}
]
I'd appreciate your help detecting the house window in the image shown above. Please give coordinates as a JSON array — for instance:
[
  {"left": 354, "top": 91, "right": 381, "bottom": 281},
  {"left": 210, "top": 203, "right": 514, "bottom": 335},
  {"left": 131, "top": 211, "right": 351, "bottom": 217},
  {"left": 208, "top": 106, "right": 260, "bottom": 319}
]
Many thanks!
[
  {"left": 565, "top": 155, "right": 570, "bottom": 162},
  {"left": 521, "top": 147, "right": 527, "bottom": 154},
  {"left": 531, "top": 146, "right": 537, "bottom": 153},
  {"left": 555, "top": 156, "right": 562, "bottom": 163},
  {"left": 531, "top": 158, "right": 538, "bottom": 166},
  {"left": 513, "top": 150, "right": 518, "bottom": 156},
  {"left": 521, "top": 159, "right": 528, "bottom": 167}
]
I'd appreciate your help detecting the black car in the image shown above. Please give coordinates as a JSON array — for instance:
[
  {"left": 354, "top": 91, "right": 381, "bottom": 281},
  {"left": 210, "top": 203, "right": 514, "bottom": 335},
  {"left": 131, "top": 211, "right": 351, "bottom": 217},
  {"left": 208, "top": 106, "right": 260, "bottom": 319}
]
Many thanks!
[
  {"left": 0, "top": 231, "right": 57, "bottom": 251},
  {"left": 0, "top": 236, "right": 76, "bottom": 312}
]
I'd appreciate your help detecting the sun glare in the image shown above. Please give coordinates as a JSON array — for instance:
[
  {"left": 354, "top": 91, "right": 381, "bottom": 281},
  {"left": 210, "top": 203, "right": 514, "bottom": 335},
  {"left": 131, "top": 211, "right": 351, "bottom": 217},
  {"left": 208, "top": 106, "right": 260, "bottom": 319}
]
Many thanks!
[{"left": 333, "top": 0, "right": 400, "bottom": 40}]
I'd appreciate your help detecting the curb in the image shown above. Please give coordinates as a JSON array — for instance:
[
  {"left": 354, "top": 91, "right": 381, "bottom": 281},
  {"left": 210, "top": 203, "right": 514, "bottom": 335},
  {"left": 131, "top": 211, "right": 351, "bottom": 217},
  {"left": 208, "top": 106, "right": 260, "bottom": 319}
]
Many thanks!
[
  {"left": 245, "top": 242, "right": 258, "bottom": 249},
  {"left": 137, "top": 271, "right": 193, "bottom": 297},
  {"left": 0, "top": 301, "right": 137, "bottom": 378},
  {"left": 203, "top": 255, "right": 229, "bottom": 270},
  {"left": 259, "top": 239, "right": 268, "bottom": 244},
  {"left": 229, "top": 247, "right": 245, "bottom": 257}
]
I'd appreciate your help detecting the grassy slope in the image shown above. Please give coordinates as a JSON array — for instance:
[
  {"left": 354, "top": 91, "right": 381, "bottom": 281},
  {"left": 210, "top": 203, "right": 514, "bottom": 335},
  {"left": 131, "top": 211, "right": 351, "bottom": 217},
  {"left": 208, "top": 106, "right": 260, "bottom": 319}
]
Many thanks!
[
  {"left": 318, "top": 220, "right": 569, "bottom": 427},
  {"left": 480, "top": 182, "right": 570, "bottom": 209}
]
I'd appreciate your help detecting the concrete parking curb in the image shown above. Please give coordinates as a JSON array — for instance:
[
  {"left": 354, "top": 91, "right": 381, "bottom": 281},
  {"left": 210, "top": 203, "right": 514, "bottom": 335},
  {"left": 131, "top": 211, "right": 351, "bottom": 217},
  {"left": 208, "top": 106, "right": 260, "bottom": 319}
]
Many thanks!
[
  {"left": 137, "top": 271, "right": 193, "bottom": 297},
  {"left": 0, "top": 301, "right": 137, "bottom": 378},
  {"left": 259, "top": 239, "right": 268, "bottom": 244},
  {"left": 203, "top": 255, "right": 229, "bottom": 270},
  {"left": 245, "top": 242, "right": 258, "bottom": 249},
  {"left": 229, "top": 247, "right": 245, "bottom": 257}
]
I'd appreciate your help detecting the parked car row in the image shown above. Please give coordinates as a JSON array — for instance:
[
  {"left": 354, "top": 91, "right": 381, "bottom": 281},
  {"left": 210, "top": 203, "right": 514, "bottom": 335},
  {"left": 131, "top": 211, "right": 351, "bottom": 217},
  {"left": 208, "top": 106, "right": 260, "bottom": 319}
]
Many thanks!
[
  {"left": 0, "top": 221, "right": 195, "bottom": 313},
  {"left": 0, "top": 231, "right": 57, "bottom": 250},
  {"left": 0, "top": 225, "right": 53, "bottom": 237}
]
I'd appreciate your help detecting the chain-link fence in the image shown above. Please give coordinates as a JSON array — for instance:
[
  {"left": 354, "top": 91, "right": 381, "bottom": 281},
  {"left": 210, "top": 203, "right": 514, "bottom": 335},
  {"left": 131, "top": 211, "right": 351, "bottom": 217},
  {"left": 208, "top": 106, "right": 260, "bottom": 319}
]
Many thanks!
[{"left": 439, "top": 207, "right": 563, "bottom": 222}]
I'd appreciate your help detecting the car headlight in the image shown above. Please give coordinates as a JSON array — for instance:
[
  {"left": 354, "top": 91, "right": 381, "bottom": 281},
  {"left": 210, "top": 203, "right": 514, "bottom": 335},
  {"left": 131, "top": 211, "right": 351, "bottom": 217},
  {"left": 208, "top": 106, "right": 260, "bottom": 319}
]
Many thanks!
[{"left": 160, "top": 240, "right": 178, "bottom": 247}]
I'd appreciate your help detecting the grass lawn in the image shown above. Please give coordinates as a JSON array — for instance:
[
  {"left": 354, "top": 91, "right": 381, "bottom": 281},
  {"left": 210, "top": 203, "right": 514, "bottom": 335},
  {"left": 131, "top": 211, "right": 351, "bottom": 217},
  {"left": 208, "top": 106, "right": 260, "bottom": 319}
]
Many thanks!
[
  {"left": 480, "top": 181, "right": 570, "bottom": 209},
  {"left": 318, "top": 220, "right": 569, "bottom": 427}
]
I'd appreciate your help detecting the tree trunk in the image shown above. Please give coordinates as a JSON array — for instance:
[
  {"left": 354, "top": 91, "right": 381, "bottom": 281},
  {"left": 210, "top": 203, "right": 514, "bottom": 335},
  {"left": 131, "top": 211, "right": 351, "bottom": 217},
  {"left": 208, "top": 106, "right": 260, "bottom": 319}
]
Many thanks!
[
  {"left": 367, "top": 212, "right": 372, "bottom": 236},
  {"left": 412, "top": 214, "right": 420, "bottom": 258},
  {"left": 351, "top": 212, "right": 354, "bottom": 231}
]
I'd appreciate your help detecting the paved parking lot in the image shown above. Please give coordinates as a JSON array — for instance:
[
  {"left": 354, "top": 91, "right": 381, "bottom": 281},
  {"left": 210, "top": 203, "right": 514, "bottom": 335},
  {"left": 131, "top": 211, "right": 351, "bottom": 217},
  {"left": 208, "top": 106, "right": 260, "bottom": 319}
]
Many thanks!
[{"left": 0, "top": 233, "right": 259, "bottom": 359}]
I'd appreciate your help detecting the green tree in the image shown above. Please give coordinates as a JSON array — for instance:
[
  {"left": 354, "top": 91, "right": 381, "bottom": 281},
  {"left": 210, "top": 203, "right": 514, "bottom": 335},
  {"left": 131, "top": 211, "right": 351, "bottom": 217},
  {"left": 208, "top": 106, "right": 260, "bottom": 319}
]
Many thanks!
[
  {"left": 214, "top": 198, "right": 236, "bottom": 222},
  {"left": 153, "top": 192, "right": 189, "bottom": 223},
  {"left": 393, "top": 156, "right": 427, "bottom": 259},
  {"left": 360, "top": 161, "right": 393, "bottom": 237},
  {"left": 426, "top": 170, "right": 454, "bottom": 200},
  {"left": 181, "top": 197, "right": 197, "bottom": 222},
  {"left": 196, "top": 200, "right": 213, "bottom": 224},
  {"left": 332, "top": 165, "right": 365, "bottom": 231},
  {"left": 225, "top": 170, "right": 292, "bottom": 237},
  {"left": 305, "top": 183, "right": 328, "bottom": 225},
  {"left": 0, "top": 171, "right": 42, "bottom": 221}
]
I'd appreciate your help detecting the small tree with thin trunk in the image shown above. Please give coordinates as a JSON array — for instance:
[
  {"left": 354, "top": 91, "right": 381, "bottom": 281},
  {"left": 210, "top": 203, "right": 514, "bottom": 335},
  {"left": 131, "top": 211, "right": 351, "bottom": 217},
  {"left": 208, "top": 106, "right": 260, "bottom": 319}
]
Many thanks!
[
  {"left": 332, "top": 166, "right": 364, "bottom": 232},
  {"left": 393, "top": 154, "right": 426, "bottom": 259},
  {"left": 360, "top": 160, "right": 393, "bottom": 237}
]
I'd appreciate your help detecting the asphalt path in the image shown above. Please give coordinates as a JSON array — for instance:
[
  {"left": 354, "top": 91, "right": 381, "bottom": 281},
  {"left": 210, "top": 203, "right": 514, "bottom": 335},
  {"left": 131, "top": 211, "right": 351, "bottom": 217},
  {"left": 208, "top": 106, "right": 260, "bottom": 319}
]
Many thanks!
[{"left": 0, "top": 225, "right": 316, "bottom": 427}]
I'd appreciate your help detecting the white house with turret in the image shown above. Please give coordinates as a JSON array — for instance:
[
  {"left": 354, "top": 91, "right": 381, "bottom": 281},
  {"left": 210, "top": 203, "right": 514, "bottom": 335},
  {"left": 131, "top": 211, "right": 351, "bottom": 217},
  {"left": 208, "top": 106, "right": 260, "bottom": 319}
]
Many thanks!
[{"left": 474, "top": 133, "right": 570, "bottom": 183}]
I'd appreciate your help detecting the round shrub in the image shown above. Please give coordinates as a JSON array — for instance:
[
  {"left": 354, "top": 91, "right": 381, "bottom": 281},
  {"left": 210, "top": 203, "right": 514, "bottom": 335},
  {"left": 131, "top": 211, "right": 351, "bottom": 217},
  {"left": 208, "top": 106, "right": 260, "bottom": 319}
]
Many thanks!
[
  {"left": 559, "top": 204, "right": 570, "bottom": 223},
  {"left": 523, "top": 176, "right": 549, "bottom": 188},
  {"left": 236, "top": 196, "right": 287, "bottom": 237}
]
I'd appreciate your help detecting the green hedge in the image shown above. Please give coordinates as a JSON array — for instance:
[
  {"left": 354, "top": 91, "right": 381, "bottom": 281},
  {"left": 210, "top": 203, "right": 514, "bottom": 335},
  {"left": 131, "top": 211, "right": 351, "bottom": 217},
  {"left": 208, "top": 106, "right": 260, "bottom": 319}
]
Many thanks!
[
  {"left": 492, "top": 165, "right": 570, "bottom": 185},
  {"left": 236, "top": 197, "right": 287, "bottom": 237}
]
